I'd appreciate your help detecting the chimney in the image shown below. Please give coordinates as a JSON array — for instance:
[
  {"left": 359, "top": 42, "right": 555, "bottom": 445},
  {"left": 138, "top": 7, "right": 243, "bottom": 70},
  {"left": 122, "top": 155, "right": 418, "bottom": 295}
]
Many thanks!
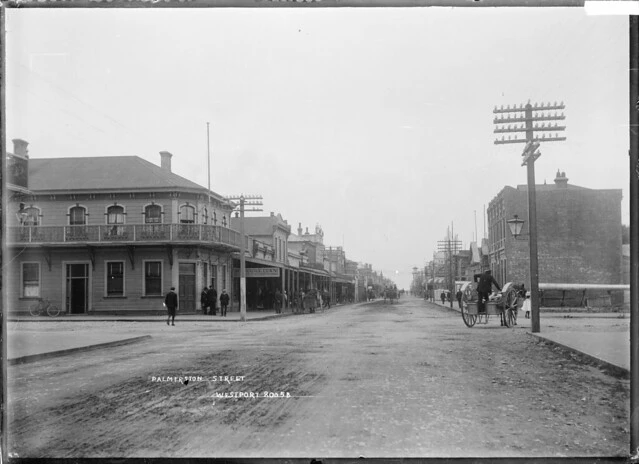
[
  {"left": 270, "top": 212, "right": 274, "bottom": 217},
  {"left": 554, "top": 169, "right": 569, "bottom": 188},
  {"left": 12, "top": 139, "right": 29, "bottom": 158},
  {"left": 298, "top": 223, "right": 303, "bottom": 236},
  {"left": 160, "top": 151, "right": 173, "bottom": 172},
  {"left": 305, "top": 227, "right": 309, "bottom": 235}
]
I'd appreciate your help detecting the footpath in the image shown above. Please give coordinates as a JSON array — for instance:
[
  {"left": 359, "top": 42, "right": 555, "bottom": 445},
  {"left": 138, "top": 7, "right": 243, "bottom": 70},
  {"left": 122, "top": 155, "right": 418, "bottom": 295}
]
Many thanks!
[
  {"left": 7, "top": 308, "right": 302, "bottom": 365},
  {"left": 430, "top": 297, "right": 630, "bottom": 377}
]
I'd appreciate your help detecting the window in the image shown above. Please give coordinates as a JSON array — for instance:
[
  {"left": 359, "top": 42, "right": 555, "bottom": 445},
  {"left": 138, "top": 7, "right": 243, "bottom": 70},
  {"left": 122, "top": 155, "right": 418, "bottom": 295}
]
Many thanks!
[
  {"left": 145, "top": 261, "right": 162, "bottom": 296},
  {"left": 211, "top": 264, "right": 218, "bottom": 289},
  {"left": 145, "top": 204, "right": 162, "bottom": 224},
  {"left": 22, "top": 262, "right": 40, "bottom": 298},
  {"left": 69, "top": 206, "right": 87, "bottom": 225},
  {"left": 213, "top": 212, "right": 217, "bottom": 225},
  {"left": 180, "top": 204, "right": 195, "bottom": 224},
  {"left": 106, "top": 262, "right": 124, "bottom": 296},
  {"left": 202, "top": 207, "right": 208, "bottom": 225},
  {"left": 222, "top": 215, "right": 227, "bottom": 227},
  {"left": 222, "top": 264, "right": 227, "bottom": 291},
  {"left": 107, "top": 205, "right": 125, "bottom": 237},
  {"left": 107, "top": 205, "right": 125, "bottom": 224}
]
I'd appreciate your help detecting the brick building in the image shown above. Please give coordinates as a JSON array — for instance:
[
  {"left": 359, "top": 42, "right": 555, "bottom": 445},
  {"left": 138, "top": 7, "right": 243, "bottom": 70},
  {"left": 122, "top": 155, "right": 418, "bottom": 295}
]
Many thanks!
[{"left": 487, "top": 170, "right": 623, "bottom": 288}]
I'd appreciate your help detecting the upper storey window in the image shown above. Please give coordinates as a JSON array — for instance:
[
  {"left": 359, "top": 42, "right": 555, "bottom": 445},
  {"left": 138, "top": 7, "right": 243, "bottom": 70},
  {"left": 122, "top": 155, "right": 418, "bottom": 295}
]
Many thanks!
[
  {"left": 107, "top": 205, "right": 125, "bottom": 225},
  {"left": 145, "top": 204, "right": 162, "bottom": 224},
  {"left": 69, "top": 206, "right": 87, "bottom": 225},
  {"left": 180, "top": 204, "right": 195, "bottom": 224}
]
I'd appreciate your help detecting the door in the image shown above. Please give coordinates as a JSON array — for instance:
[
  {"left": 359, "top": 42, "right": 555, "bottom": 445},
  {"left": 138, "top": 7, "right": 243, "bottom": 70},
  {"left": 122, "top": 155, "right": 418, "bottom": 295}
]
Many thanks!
[
  {"left": 66, "top": 263, "right": 89, "bottom": 314},
  {"left": 179, "top": 262, "right": 196, "bottom": 312}
]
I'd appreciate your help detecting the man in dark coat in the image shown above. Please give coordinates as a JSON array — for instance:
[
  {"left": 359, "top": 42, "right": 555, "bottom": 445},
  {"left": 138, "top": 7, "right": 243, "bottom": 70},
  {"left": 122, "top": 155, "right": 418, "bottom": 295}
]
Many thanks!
[
  {"left": 200, "top": 287, "right": 210, "bottom": 315},
  {"left": 474, "top": 270, "right": 501, "bottom": 314},
  {"left": 274, "top": 289, "right": 282, "bottom": 314},
  {"left": 323, "top": 289, "right": 331, "bottom": 309},
  {"left": 165, "top": 286, "right": 178, "bottom": 326},
  {"left": 208, "top": 286, "right": 218, "bottom": 316},
  {"left": 219, "top": 289, "right": 230, "bottom": 317}
]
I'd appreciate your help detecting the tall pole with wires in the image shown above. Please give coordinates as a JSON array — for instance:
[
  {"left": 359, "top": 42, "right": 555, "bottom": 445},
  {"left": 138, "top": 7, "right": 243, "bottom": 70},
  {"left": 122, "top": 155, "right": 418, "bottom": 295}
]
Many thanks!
[
  {"left": 227, "top": 194, "right": 263, "bottom": 321},
  {"left": 493, "top": 100, "right": 566, "bottom": 333}
]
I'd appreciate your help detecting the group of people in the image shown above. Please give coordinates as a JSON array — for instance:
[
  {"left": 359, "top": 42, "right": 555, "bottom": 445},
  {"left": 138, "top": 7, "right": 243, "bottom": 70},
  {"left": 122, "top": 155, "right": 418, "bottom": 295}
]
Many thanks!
[
  {"left": 200, "top": 286, "right": 230, "bottom": 317},
  {"left": 288, "top": 288, "right": 331, "bottom": 313}
]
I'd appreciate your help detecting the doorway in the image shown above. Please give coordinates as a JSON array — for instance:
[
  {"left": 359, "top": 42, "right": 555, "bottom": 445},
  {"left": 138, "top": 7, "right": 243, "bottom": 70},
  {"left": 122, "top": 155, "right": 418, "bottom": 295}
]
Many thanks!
[
  {"left": 66, "top": 263, "right": 89, "bottom": 314},
  {"left": 179, "top": 262, "right": 196, "bottom": 312}
]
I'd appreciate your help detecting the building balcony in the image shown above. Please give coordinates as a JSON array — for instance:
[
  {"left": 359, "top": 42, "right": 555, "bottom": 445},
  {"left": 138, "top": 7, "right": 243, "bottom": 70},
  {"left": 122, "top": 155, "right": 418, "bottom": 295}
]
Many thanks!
[{"left": 7, "top": 224, "right": 246, "bottom": 249}]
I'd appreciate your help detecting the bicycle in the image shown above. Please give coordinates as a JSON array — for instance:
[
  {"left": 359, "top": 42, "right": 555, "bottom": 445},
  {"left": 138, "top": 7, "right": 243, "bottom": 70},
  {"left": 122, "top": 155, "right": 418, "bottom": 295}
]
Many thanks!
[{"left": 29, "top": 298, "right": 61, "bottom": 317}]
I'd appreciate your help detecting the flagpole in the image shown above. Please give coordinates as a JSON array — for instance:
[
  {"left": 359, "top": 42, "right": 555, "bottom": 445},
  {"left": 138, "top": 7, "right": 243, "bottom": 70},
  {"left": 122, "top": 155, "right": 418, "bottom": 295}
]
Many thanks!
[{"left": 206, "top": 122, "right": 211, "bottom": 195}]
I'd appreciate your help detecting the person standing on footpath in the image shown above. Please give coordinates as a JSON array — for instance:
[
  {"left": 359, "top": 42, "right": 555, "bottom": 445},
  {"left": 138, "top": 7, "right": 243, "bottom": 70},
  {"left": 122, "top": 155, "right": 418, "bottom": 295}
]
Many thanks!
[
  {"left": 165, "top": 286, "right": 178, "bottom": 326},
  {"left": 456, "top": 289, "right": 463, "bottom": 310},
  {"left": 323, "top": 289, "right": 331, "bottom": 309},
  {"left": 274, "top": 288, "right": 282, "bottom": 314},
  {"left": 208, "top": 286, "right": 218, "bottom": 316},
  {"left": 200, "top": 286, "right": 210, "bottom": 315},
  {"left": 219, "top": 289, "right": 230, "bottom": 317},
  {"left": 473, "top": 269, "right": 501, "bottom": 314}
]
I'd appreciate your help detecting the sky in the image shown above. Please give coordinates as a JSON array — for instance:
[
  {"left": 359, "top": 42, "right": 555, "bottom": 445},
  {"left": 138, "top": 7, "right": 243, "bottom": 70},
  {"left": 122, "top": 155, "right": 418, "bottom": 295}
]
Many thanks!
[{"left": 5, "top": 6, "right": 629, "bottom": 290}]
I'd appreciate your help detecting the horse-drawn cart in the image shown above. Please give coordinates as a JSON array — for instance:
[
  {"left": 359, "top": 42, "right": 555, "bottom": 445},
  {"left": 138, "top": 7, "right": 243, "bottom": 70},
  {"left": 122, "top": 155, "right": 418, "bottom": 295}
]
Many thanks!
[
  {"left": 460, "top": 281, "right": 524, "bottom": 328},
  {"left": 303, "top": 289, "right": 319, "bottom": 313},
  {"left": 383, "top": 287, "right": 398, "bottom": 304}
]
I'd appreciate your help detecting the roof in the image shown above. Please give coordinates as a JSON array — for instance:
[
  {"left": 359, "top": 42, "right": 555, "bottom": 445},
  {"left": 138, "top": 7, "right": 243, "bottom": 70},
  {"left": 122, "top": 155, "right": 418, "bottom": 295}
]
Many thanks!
[
  {"left": 516, "top": 183, "right": 588, "bottom": 192},
  {"left": 233, "top": 215, "right": 291, "bottom": 237},
  {"left": 28, "top": 156, "right": 214, "bottom": 194}
]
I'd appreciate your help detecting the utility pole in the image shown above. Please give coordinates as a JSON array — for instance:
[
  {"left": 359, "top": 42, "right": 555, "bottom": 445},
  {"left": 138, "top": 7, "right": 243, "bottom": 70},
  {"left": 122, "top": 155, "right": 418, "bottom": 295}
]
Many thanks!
[
  {"left": 226, "top": 194, "right": 263, "bottom": 321},
  {"left": 437, "top": 229, "right": 461, "bottom": 308},
  {"left": 493, "top": 100, "right": 566, "bottom": 333},
  {"left": 629, "top": 15, "right": 639, "bottom": 454}
]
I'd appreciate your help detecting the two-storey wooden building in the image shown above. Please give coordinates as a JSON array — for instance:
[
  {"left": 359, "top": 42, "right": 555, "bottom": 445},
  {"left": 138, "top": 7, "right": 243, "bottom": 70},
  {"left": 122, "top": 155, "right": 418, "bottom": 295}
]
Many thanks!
[{"left": 6, "top": 140, "right": 240, "bottom": 315}]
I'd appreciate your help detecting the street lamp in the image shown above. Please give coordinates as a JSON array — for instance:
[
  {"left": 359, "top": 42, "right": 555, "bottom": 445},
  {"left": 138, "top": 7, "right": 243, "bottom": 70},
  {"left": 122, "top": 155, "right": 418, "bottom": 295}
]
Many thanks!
[{"left": 506, "top": 214, "right": 525, "bottom": 239}]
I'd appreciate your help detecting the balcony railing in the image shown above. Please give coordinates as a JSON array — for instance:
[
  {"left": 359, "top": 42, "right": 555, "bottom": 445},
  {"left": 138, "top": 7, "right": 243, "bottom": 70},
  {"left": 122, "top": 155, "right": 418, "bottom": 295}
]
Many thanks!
[{"left": 8, "top": 224, "right": 243, "bottom": 248}]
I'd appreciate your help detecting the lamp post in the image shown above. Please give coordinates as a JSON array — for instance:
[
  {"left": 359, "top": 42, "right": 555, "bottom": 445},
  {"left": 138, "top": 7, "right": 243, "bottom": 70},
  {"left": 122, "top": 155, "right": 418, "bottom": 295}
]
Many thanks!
[
  {"left": 494, "top": 101, "right": 566, "bottom": 333},
  {"left": 506, "top": 214, "right": 525, "bottom": 239}
]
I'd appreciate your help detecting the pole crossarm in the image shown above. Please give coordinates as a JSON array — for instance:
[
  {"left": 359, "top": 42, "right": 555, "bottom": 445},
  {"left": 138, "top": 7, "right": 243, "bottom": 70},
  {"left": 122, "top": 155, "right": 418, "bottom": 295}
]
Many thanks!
[
  {"left": 493, "top": 115, "right": 566, "bottom": 124},
  {"left": 494, "top": 124, "right": 566, "bottom": 133},
  {"left": 495, "top": 136, "right": 566, "bottom": 145},
  {"left": 493, "top": 102, "right": 565, "bottom": 113},
  {"left": 226, "top": 195, "right": 263, "bottom": 201}
]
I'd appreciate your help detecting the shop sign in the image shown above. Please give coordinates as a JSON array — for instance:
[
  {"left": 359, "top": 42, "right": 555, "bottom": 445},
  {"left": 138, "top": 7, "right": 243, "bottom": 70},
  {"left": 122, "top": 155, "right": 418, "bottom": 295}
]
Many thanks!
[{"left": 233, "top": 267, "right": 280, "bottom": 278}]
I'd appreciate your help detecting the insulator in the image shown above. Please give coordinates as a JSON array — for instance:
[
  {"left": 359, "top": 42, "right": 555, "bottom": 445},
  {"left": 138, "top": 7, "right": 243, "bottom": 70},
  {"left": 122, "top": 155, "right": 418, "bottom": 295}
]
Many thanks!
[{"left": 500, "top": 105, "right": 504, "bottom": 110}]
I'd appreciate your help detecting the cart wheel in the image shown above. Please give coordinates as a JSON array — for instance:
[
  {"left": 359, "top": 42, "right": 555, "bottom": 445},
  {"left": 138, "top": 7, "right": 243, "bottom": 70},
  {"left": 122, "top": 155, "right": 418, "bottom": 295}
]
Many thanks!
[
  {"left": 461, "top": 302, "right": 477, "bottom": 328},
  {"left": 503, "top": 287, "right": 519, "bottom": 327}
]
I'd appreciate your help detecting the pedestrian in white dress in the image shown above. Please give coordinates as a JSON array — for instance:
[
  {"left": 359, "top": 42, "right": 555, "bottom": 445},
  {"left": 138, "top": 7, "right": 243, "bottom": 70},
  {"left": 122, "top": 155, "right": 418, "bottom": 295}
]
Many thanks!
[{"left": 522, "top": 292, "right": 531, "bottom": 319}]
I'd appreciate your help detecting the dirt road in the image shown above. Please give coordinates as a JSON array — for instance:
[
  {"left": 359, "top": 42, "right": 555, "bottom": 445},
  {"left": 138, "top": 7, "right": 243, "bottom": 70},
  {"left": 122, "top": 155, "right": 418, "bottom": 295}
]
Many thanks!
[{"left": 7, "top": 296, "right": 629, "bottom": 458}]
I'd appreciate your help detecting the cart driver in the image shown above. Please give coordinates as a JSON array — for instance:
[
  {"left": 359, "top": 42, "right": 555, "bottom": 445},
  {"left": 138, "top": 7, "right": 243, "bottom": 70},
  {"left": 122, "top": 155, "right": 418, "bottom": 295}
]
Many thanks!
[{"left": 473, "top": 270, "right": 501, "bottom": 314}]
